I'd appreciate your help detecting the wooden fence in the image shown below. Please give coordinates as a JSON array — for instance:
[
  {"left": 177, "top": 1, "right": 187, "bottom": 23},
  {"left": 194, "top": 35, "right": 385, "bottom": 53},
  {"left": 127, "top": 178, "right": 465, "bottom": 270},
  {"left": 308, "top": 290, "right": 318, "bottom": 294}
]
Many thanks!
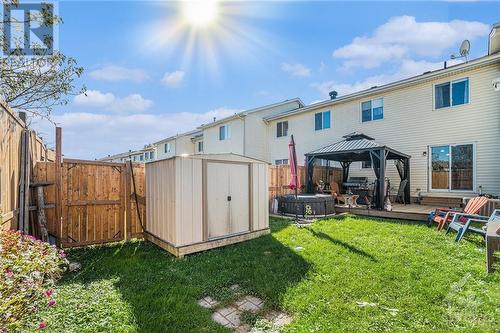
[
  {"left": 33, "top": 159, "right": 145, "bottom": 247},
  {"left": 0, "top": 101, "right": 54, "bottom": 230},
  {"left": 268, "top": 165, "right": 342, "bottom": 202}
]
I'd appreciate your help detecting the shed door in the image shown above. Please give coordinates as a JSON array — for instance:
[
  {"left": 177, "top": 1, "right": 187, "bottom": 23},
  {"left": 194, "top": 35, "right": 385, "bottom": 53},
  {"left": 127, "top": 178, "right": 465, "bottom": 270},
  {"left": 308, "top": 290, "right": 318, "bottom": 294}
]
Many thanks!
[{"left": 206, "top": 162, "right": 250, "bottom": 239}]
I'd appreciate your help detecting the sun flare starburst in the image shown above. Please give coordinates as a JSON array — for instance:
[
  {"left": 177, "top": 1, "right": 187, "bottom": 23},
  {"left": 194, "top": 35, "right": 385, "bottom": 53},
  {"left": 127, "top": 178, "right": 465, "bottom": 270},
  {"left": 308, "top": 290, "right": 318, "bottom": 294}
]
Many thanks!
[{"left": 182, "top": 0, "right": 219, "bottom": 27}]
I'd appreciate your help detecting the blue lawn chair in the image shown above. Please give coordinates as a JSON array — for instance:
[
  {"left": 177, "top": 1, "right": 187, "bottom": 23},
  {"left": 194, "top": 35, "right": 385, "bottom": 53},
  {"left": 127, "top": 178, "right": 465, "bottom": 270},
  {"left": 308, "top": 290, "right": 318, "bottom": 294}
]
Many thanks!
[{"left": 446, "top": 209, "right": 500, "bottom": 242}]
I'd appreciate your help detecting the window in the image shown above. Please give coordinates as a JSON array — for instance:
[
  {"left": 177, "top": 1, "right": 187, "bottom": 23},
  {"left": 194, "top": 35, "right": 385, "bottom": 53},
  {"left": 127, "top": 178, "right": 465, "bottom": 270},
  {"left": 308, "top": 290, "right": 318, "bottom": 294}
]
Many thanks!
[
  {"left": 139, "top": 154, "right": 144, "bottom": 161},
  {"left": 276, "top": 121, "right": 288, "bottom": 137},
  {"left": 219, "top": 125, "right": 231, "bottom": 140},
  {"left": 314, "top": 111, "right": 331, "bottom": 130},
  {"left": 164, "top": 143, "right": 171, "bottom": 153},
  {"left": 197, "top": 141, "right": 203, "bottom": 152},
  {"left": 150, "top": 151, "right": 155, "bottom": 160},
  {"left": 430, "top": 144, "right": 474, "bottom": 191},
  {"left": 361, "top": 160, "right": 372, "bottom": 169},
  {"left": 435, "top": 78, "right": 469, "bottom": 109},
  {"left": 361, "top": 98, "right": 383, "bottom": 122},
  {"left": 133, "top": 156, "right": 137, "bottom": 161},
  {"left": 275, "top": 159, "right": 288, "bottom": 165}
]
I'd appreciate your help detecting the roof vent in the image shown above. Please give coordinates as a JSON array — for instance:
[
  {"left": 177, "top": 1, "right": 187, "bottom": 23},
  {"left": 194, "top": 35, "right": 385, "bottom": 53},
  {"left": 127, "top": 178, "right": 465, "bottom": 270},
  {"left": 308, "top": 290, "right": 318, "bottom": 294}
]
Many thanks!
[
  {"left": 329, "top": 90, "right": 338, "bottom": 100},
  {"left": 489, "top": 22, "right": 500, "bottom": 55}
]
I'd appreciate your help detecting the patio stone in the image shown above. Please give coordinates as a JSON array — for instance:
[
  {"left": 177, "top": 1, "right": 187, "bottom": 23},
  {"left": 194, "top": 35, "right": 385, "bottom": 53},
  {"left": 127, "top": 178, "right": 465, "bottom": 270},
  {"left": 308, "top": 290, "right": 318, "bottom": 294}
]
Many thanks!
[
  {"left": 235, "top": 324, "right": 251, "bottom": 333},
  {"left": 265, "top": 310, "right": 292, "bottom": 326},
  {"left": 235, "top": 295, "right": 264, "bottom": 313},
  {"left": 245, "top": 295, "right": 264, "bottom": 306},
  {"left": 212, "top": 312, "right": 231, "bottom": 326},
  {"left": 225, "top": 309, "right": 242, "bottom": 326},
  {"left": 217, "top": 306, "right": 238, "bottom": 317},
  {"left": 197, "top": 296, "right": 219, "bottom": 309}
]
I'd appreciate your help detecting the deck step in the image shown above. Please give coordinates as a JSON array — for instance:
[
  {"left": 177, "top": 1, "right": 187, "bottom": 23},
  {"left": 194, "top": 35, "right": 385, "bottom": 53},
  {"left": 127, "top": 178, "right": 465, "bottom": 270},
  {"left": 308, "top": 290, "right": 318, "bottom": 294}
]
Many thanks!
[{"left": 420, "top": 196, "right": 463, "bottom": 208}]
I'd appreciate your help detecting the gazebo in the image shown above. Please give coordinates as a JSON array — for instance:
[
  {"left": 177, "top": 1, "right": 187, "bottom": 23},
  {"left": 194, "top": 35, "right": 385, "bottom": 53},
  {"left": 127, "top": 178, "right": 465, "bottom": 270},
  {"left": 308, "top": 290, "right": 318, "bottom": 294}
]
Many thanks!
[{"left": 305, "top": 133, "right": 411, "bottom": 210}]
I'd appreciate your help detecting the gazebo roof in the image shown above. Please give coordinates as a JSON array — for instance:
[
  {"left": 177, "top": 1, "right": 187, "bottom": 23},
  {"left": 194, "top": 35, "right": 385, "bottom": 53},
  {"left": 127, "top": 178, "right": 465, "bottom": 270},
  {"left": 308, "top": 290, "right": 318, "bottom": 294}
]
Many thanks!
[{"left": 305, "top": 132, "right": 410, "bottom": 162}]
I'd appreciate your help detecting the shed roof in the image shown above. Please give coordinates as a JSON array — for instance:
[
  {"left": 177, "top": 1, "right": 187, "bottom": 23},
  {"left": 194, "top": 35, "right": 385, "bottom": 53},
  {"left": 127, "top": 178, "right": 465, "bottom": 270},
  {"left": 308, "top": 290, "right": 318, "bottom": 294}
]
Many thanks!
[{"left": 305, "top": 132, "right": 410, "bottom": 161}]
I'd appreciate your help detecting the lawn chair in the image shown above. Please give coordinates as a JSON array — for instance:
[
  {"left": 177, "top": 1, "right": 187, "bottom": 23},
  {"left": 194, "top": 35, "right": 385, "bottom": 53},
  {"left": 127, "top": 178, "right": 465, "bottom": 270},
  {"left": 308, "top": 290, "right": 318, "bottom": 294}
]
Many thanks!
[
  {"left": 446, "top": 209, "right": 500, "bottom": 241},
  {"left": 431, "top": 196, "right": 489, "bottom": 231},
  {"left": 331, "top": 182, "right": 346, "bottom": 205}
]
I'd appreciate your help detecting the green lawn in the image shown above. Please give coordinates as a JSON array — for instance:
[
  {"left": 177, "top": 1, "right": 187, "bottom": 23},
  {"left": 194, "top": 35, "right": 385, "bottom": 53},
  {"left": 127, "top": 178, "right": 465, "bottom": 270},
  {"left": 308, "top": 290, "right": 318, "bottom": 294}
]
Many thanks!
[{"left": 33, "top": 216, "right": 499, "bottom": 332}]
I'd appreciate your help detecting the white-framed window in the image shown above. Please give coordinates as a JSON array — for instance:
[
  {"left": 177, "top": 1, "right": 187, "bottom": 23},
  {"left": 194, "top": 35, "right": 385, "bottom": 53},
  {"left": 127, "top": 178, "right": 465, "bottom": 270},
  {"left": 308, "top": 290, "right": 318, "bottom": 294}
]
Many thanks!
[
  {"left": 275, "top": 159, "right": 288, "bottom": 165},
  {"left": 276, "top": 121, "right": 288, "bottom": 137},
  {"left": 361, "top": 98, "right": 383, "bottom": 122},
  {"left": 139, "top": 154, "right": 144, "bottom": 161},
  {"left": 314, "top": 111, "right": 331, "bottom": 130},
  {"left": 149, "top": 151, "right": 155, "bottom": 160},
  {"left": 164, "top": 142, "right": 172, "bottom": 153},
  {"left": 434, "top": 78, "right": 469, "bottom": 109},
  {"left": 219, "top": 125, "right": 231, "bottom": 140},
  {"left": 197, "top": 141, "right": 203, "bottom": 152},
  {"left": 429, "top": 143, "right": 474, "bottom": 192},
  {"left": 133, "top": 156, "right": 137, "bottom": 161},
  {"left": 361, "top": 160, "right": 372, "bottom": 169}
]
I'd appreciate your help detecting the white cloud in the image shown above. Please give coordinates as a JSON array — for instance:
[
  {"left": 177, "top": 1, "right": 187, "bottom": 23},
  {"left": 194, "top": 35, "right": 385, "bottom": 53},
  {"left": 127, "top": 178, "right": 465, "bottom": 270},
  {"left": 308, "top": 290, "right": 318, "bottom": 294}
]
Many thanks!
[
  {"left": 313, "top": 59, "right": 463, "bottom": 97},
  {"left": 161, "top": 70, "right": 185, "bottom": 87},
  {"left": 74, "top": 90, "right": 115, "bottom": 107},
  {"left": 333, "top": 16, "right": 489, "bottom": 69},
  {"left": 281, "top": 63, "right": 311, "bottom": 77},
  {"left": 89, "top": 65, "right": 149, "bottom": 83},
  {"left": 74, "top": 90, "right": 154, "bottom": 113},
  {"left": 32, "top": 108, "right": 240, "bottom": 160}
]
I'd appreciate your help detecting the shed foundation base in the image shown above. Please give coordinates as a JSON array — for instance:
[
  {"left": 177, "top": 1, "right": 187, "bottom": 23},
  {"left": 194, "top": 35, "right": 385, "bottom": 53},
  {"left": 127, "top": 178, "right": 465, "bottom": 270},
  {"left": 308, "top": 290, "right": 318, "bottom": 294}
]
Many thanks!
[{"left": 145, "top": 229, "right": 270, "bottom": 258}]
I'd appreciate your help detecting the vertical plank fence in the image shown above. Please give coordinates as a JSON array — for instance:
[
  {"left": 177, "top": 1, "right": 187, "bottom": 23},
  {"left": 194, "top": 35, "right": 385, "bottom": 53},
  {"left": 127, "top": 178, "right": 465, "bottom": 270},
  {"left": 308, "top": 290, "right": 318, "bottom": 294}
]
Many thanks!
[
  {"left": 268, "top": 165, "right": 342, "bottom": 204},
  {"left": 32, "top": 159, "right": 145, "bottom": 247}
]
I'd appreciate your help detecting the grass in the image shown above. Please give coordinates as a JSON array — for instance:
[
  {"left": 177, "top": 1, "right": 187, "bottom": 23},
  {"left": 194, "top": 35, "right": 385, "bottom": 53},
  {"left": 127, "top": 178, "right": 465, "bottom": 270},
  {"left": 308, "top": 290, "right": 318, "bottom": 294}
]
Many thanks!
[{"left": 32, "top": 216, "right": 499, "bottom": 332}]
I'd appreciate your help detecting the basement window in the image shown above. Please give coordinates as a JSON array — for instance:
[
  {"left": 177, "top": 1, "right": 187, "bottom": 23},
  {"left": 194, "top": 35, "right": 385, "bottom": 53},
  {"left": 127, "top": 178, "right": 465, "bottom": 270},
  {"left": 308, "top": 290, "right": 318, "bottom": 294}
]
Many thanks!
[{"left": 275, "top": 159, "right": 289, "bottom": 165}]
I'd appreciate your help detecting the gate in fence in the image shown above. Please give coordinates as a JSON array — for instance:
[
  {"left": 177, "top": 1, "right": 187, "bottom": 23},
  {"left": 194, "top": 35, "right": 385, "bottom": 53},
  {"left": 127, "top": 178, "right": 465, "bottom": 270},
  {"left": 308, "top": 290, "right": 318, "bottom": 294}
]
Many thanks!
[{"left": 33, "top": 159, "right": 145, "bottom": 247}]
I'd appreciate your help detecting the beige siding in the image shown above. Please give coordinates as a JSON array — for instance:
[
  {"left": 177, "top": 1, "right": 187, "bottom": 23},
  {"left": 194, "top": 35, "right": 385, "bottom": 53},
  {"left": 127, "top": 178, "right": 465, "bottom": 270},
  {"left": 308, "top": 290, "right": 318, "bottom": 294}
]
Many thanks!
[
  {"left": 268, "top": 63, "right": 500, "bottom": 196},
  {"left": 203, "top": 118, "right": 245, "bottom": 155}
]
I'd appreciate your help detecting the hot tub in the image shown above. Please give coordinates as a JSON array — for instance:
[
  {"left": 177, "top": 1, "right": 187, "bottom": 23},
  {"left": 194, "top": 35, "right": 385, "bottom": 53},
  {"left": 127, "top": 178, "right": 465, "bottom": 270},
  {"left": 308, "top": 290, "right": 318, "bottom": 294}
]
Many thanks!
[{"left": 278, "top": 194, "right": 336, "bottom": 217}]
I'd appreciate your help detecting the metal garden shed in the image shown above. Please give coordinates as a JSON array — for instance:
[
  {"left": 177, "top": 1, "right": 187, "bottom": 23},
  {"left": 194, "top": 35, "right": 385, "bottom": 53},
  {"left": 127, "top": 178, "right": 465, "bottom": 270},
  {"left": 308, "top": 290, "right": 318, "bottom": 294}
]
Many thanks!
[{"left": 145, "top": 153, "right": 269, "bottom": 257}]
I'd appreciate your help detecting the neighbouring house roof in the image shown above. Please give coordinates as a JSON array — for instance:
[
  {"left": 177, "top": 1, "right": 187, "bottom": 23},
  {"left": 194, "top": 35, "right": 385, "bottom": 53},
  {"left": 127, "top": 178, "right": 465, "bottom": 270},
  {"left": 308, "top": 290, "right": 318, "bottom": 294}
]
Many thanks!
[
  {"left": 152, "top": 129, "right": 203, "bottom": 146},
  {"left": 100, "top": 146, "right": 155, "bottom": 161},
  {"left": 264, "top": 52, "right": 500, "bottom": 122},
  {"left": 198, "top": 98, "right": 304, "bottom": 129},
  {"left": 306, "top": 132, "right": 410, "bottom": 161}
]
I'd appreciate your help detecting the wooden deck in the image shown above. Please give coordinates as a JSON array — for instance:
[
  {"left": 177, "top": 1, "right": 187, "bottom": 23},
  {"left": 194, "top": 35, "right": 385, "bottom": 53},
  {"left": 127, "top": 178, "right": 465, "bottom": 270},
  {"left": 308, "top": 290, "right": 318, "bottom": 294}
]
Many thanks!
[{"left": 335, "top": 204, "right": 437, "bottom": 222}]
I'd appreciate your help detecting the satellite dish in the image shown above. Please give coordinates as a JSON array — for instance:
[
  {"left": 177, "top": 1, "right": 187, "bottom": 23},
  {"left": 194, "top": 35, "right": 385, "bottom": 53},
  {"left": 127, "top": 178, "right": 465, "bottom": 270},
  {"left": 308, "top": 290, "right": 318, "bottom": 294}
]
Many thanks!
[
  {"left": 459, "top": 40, "right": 470, "bottom": 57},
  {"left": 450, "top": 39, "right": 471, "bottom": 62}
]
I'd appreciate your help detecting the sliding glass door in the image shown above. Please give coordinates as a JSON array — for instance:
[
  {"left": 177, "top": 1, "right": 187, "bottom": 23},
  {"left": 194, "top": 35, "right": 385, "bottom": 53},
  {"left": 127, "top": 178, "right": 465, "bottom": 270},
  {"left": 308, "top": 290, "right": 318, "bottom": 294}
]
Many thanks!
[{"left": 430, "top": 144, "right": 474, "bottom": 191}]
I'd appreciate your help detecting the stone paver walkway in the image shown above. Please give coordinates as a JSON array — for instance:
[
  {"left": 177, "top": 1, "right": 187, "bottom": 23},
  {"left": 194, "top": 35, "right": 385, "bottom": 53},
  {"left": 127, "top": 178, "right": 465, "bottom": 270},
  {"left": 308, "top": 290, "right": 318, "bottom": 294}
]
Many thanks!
[{"left": 198, "top": 292, "right": 290, "bottom": 332}]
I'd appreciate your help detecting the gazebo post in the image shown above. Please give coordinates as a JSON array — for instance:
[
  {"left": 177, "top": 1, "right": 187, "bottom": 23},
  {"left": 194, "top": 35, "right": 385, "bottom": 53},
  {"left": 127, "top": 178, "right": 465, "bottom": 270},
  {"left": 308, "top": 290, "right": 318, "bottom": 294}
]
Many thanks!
[
  {"left": 404, "top": 157, "right": 411, "bottom": 204},
  {"left": 377, "top": 148, "right": 386, "bottom": 210},
  {"left": 305, "top": 156, "right": 315, "bottom": 193}
]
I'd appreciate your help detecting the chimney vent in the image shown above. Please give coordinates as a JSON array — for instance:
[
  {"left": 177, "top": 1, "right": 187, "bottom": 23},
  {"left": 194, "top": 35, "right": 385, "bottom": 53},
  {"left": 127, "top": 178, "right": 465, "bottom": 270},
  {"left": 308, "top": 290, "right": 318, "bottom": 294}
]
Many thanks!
[
  {"left": 329, "top": 90, "right": 338, "bottom": 100},
  {"left": 489, "top": 22, "right": 500, "bottom": 55}
]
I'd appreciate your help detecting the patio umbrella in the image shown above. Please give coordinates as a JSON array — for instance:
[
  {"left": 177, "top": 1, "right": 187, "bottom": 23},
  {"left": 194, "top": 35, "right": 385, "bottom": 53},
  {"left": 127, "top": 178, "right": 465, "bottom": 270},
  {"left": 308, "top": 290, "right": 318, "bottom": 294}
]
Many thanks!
[{"left": 288, "top": 135, "right": 300, "bottom": 222}]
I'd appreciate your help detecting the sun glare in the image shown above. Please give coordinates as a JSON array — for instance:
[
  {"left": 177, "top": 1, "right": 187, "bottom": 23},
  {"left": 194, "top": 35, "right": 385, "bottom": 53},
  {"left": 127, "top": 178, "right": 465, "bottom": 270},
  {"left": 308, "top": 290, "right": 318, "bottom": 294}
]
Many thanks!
[{"left": 182, "top": 0, "right": 219, "bottom": 27}]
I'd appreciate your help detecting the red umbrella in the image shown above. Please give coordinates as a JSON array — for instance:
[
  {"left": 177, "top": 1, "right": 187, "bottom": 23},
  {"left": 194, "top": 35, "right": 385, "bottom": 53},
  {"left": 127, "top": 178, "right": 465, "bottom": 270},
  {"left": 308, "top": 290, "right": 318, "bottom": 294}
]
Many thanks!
[{"left": 288, "top": 135, "right": 300, "bottom": 190}]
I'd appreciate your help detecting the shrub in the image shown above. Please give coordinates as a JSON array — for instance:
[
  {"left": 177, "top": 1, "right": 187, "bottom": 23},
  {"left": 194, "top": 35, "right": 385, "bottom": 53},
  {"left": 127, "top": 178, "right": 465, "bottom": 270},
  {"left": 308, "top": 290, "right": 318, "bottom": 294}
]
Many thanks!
[{"left": 0, "top": 230, "right": 68, "bottom": 332}]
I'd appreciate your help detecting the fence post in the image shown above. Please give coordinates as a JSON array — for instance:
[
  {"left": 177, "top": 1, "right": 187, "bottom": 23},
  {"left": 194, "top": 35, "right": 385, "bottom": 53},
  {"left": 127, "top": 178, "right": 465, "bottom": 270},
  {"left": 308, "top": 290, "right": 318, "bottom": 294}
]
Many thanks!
[
  {"left": 54, "top": 127, "right": 62, "bottom": 245},
  {"left": 125, "top": 162, "right": 132, "bottom": 240}
]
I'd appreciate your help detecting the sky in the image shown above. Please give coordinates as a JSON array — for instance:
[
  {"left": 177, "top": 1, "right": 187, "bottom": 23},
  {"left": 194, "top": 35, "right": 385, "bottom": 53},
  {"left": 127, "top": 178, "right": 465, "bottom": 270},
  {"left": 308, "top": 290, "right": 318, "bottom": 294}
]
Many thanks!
[{"left": 31, "top": 0, "right": 500, "bottom": 159}]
